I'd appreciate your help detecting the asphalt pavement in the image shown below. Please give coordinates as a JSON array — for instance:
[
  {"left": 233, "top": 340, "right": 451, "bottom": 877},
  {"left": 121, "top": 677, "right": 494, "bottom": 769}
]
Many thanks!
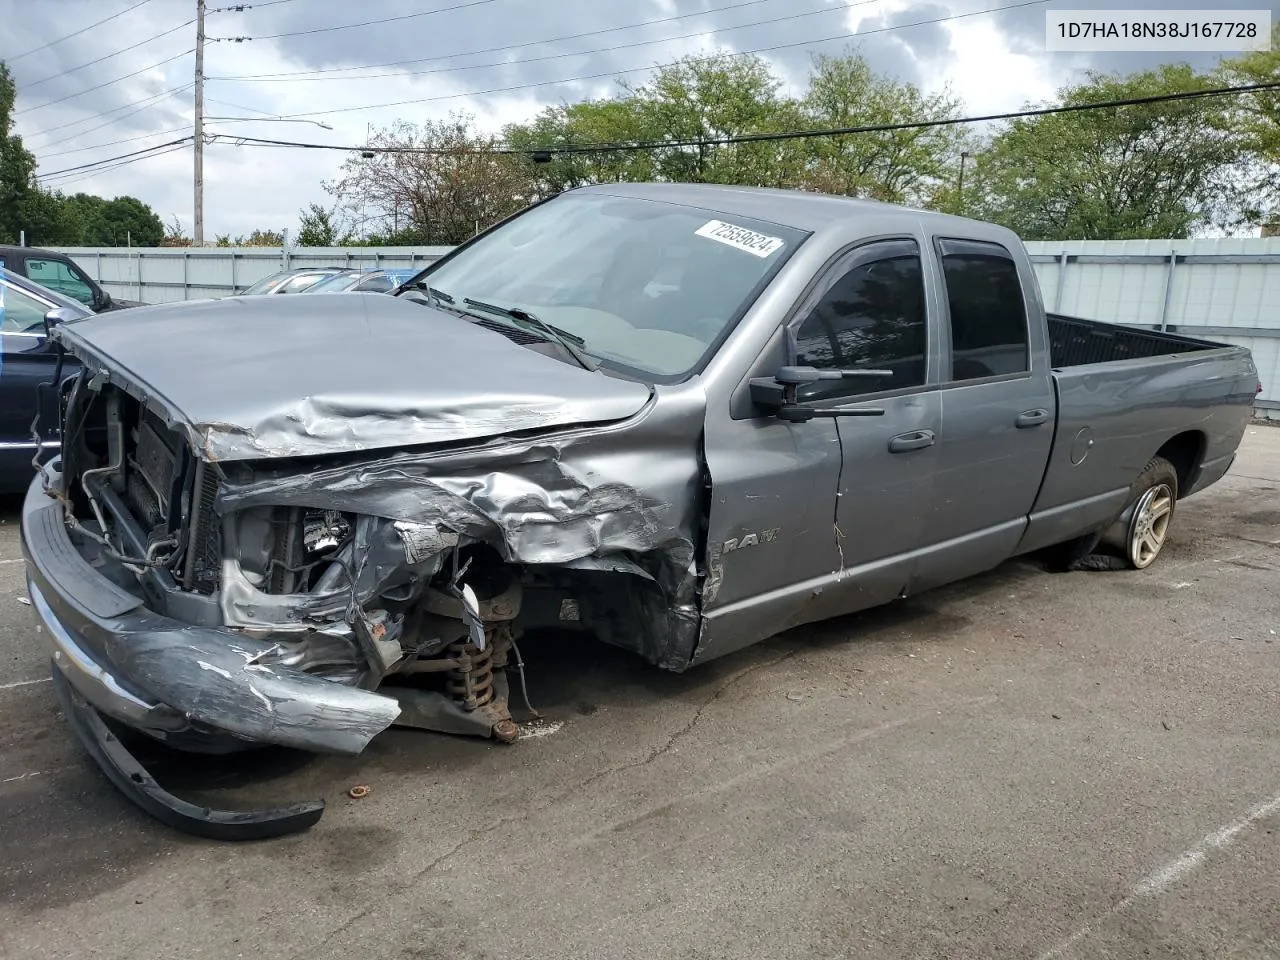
[{"left": 2, "top": 426, "right": 1278, "bottom": 960}]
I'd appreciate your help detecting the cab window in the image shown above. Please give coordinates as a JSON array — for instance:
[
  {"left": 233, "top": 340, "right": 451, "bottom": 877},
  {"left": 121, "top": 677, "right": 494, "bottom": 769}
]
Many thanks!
[
  {"left": 25, "top": 257, "right": 95, "bottom": 306},
  {"left": 791, "top": 239, "right": 927, "bottom": 402},
  {"left": 937, "top": 240, "right": 1030, "bottom": 381}
]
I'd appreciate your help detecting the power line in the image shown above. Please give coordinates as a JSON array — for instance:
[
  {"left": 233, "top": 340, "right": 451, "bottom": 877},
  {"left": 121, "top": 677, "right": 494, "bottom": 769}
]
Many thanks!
[
  {"left": 16, "top": 48, "right": 195, "bottom": 116},
  {"left": 212, "top": 0, "right": 875, "bottom": 86},
  {"left": 268, "top": 0, "right": 1053, "bottom": 119},
  {"left": 205, "top": 95, "right": 279, "bottom": 116},
  {"left": 39, "top": 137, "right": 195, "bottom": 180},
  {"left": 209, "top": 0, "right": 303, "bottom": 11},
  {"left": 42, "top": 142, "right": 192, "bottom": 188},
  {"left": 0, "top": 0, "right": 156, "bottom": 64},
  {"left": 37, "top": 125, "right": 193, "bottom": 160},
  {"left": 212, "top": 0, "right": 503, "bottom": 41},
  {"left": 209, "top": 80, "right": 1280, "bottom": 158},
  {"left": 17, "top": 19, "right": 195, "bottom": 94},
  {"left": 212, "top": 0, "right": 789, "bottom": 80},
  {"left": 25, "top": 84, "right": 193, "bottom": 146}
]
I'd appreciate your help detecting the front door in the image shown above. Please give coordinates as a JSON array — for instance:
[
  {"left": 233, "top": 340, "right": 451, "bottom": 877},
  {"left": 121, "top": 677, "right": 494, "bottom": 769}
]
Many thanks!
[
  {"left": 911, "top": 238, "right": 1055, "bottom": 592},
  {"left": 0, "top": 280, "right": 65, "bottom": 489},
  {"left": 695, "top": 239, "right": 941, "bottom": 665},
  {"left": 22, "top": 255, "right": 98, "bottom": 309},
  {"left": 793, "top": 239, "right": 942, "bottom": 615}
]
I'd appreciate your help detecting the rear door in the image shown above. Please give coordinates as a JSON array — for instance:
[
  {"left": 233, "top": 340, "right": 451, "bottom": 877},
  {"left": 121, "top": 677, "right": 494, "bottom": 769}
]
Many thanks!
[{"left": 910, "top": 238, "right": 1055, "bottom": 592}]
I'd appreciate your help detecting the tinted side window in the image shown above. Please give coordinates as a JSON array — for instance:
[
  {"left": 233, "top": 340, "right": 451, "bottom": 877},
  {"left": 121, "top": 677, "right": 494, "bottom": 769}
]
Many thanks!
[
  {"left": 793, "top": 245, "right": 926, "bottom": 401},
  {"left": 939, "top": 244, "right": 1029, "bottom": 381},
  {"left": 26, "top": 257, "right": 94, "bottom": 305},
  {"left": 356, "top": 275, "right": 394, "bottom": 292}
]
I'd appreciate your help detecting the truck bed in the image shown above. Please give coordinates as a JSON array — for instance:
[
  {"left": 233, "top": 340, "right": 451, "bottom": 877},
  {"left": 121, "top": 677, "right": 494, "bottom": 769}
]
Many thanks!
[{"left": 1046, "top": 313, "right": 1225, "bottom": 368}]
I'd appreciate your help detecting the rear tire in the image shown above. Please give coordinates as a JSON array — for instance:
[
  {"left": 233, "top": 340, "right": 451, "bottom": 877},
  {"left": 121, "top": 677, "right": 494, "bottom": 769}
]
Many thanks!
[{"left": 1105, "top": 455, "right": 1179, "bottom": 570}]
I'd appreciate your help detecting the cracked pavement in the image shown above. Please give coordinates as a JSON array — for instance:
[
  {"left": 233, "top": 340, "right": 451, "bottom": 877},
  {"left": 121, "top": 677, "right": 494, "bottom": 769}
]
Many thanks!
[{"left": 2, "top": 426, "right": 1279, "bottom": 960}]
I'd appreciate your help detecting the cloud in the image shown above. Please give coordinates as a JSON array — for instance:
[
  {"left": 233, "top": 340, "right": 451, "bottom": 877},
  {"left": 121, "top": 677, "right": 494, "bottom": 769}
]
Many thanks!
[{"left": 4, "top": 0, "right": 1274, "bottom": 236}]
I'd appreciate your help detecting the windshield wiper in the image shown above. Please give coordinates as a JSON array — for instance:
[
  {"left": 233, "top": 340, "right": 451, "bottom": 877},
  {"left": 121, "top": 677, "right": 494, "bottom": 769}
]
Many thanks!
[
  {"left": 461, "top": 297, "right": 598, "bottom": 372},
  {"left": 393, "top": 280, "right": 455, "bottom": 307}
]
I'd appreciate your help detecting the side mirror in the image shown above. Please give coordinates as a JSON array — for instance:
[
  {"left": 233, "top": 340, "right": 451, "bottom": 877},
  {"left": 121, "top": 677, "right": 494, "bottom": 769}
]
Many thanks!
[
  {"left": 749, "top": 365, "right": 892, "bottom": 422},
  {"left": 44, "top": 306, "right": 82, "bottom": 337},
  {"left": 94, "top": 289, "right": 112, "bottom": 310}
]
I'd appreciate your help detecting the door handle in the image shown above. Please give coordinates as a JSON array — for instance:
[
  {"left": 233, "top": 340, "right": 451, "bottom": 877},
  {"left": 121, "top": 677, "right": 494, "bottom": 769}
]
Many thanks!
[
  {"left": 888, "top": 429, "right": 935, "bottom": 453},
  {"left": 1016, "top": 408, "right": 1050, "bottom": 428}
]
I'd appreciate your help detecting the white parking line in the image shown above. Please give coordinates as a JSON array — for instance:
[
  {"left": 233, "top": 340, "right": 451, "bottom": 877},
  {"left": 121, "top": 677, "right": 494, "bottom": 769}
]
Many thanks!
[
  {"left": 1133, "top": 793, "right": 1280, "bottom": 896},
  {"left": 0, "top": 677, "right": 50, "bottom": 691},
  {"left": 1037, "top": 789, "right": 1280, "bottom": 959},
  {"left": 0, "top": 766, "right": 75, "bottom": 786},
  {"left": 0, "top": 558, "right": 25, "bottom": 565}
]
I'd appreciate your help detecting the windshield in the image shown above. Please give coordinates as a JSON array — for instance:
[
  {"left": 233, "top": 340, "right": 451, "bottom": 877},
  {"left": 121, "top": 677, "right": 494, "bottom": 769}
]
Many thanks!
[
  {"left": 241, "top": 271, "right": 290, "bottom": 295},
  {"left": 305, "top": 271, "right": 361, "bottom": 293},
  {"left": 410, "top": 193, "right": 807, "bottom": 381}
]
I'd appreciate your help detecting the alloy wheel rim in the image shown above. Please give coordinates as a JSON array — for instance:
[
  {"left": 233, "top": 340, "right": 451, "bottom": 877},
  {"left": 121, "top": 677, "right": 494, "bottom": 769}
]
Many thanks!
[{"left": 1128, "top": 483, "right": 1174, "bottom": 569}]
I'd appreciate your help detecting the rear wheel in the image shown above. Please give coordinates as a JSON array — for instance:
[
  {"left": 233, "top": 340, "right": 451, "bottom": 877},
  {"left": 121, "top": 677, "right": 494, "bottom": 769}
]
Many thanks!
[{"left": 1104, "top": 456, "right": 1179, "bottom": 570}]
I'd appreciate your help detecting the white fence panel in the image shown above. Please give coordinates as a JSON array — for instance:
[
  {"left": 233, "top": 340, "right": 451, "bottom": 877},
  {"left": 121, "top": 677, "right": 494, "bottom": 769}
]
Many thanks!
[
  {"left": 1025, "top": 239, "right": 1280, "bottom": 419},
  {"left": 53, "top": 246, "right": 453, "bottom": 304}
]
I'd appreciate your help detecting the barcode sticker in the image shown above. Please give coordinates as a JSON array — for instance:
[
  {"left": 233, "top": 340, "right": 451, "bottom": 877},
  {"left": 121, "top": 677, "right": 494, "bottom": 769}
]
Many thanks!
[{"left": 694, "top": 220, "right": 785, "bottom": 258}]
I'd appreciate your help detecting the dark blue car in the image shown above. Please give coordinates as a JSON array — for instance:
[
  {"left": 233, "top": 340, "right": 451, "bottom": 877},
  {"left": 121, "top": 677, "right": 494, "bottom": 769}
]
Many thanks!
[{"left": 0, "top": 267, "right": 92, "bottom": 491}]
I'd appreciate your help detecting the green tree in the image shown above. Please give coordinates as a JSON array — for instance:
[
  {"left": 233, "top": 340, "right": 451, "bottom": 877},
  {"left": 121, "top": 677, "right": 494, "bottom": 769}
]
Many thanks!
[
  {"left": 1217, "top": 26, "right": 1280, "bottom": 223},
  {"left": 236, "top": 228, "right": 286, "bottom": 246},
  {"left": 296, "top": 202, "right": 353, "bottom": 245},
  {"left": 504, "top": 98, "right": 659, "bottom": 198},
  {"left": 0, "top": 62, "right": 38, "bottom": 244},
  {"left": 799, "top": 51, "right": 972, "bottom": 206},
  {"left": 81, "top": 195, "right": 164, "bottom": 246},
  {"left": 621, "top": 53, "right": 804, "bottom": 186},
  {"left": 973, "top": 65, "right": 1246, "bottom": 239}
]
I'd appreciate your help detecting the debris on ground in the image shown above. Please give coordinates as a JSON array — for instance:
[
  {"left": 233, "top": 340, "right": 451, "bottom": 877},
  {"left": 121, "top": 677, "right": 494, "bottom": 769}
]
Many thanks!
[
  {"left": 348, "top": 785, "right": 371, "bottom": 799},
  {"left": 516, "top": 718, "right": 565, "bottom": 740}
]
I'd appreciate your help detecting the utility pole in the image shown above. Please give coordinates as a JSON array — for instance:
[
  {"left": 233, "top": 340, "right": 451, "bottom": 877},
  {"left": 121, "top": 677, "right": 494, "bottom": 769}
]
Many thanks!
[
  {"left": 194, "top": 0, "right": 206, "bottom": 246},
  {"left": 956, "top": 150, "right": 970, "bottom": 216}
]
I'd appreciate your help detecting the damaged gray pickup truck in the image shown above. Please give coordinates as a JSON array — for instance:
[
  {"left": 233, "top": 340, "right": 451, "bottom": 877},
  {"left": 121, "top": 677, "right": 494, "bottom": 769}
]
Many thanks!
[{"left": 21, "top": 184, "right": 1260, "bottom": 838}]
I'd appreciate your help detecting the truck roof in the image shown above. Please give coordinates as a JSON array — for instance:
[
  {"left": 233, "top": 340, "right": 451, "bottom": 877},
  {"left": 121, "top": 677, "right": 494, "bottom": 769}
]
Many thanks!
[{"left": 573, "top": 182, "right": 1014, "bottom": 242}]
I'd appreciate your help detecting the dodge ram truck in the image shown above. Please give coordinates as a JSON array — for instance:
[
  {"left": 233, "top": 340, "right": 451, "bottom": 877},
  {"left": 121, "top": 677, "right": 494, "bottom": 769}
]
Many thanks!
[{"left": 19, "top": 184, "right": 1260, "bottom": 838}]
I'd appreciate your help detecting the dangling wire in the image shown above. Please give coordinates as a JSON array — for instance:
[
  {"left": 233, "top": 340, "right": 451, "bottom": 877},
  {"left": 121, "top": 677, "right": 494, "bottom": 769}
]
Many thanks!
[{"left": 509, "top": 636, "right": 539, "bottom": 719}]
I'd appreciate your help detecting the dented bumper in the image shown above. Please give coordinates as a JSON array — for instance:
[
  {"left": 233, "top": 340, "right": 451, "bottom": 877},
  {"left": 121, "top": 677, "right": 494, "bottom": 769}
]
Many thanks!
[{"left": 20, "top": 470, "right": 401, "bottom": 755}]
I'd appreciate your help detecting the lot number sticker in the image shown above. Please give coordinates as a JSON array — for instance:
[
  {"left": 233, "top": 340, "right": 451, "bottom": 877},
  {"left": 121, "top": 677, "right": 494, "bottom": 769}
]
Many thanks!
[{"left": 695, "top": 220, "right": 785, "bottom": 258}]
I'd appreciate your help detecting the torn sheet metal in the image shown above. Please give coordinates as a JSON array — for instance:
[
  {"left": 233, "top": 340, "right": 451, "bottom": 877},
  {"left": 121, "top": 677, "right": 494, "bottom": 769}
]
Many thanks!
[
  {"left": 53, "top": 294, "right": 655, "bottom": 461},
  {"left": 216, "top": 386, "right": 709, "bottom": 670}
]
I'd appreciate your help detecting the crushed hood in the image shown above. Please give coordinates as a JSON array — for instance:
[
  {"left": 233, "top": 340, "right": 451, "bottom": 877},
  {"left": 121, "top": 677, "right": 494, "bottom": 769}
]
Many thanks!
[{"left": 55, "top": 293, "right": 653, "bottom": 462}]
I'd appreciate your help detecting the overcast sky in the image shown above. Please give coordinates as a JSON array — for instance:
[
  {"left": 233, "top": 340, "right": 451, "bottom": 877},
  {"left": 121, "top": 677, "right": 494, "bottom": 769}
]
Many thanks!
[{"left": 3, "top": 0, "right": 1277, "bottom": 238}]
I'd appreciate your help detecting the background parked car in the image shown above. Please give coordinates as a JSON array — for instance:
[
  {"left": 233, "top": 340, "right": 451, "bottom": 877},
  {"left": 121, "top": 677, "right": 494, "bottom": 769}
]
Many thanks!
[
  {"left": 302, "top": 268, "right": 419, "bottom": 294},
  {"left": 0, "top": 267, "right": 92, "bottom": 492},
  {"left": 0, "top": 244, "right": 140, "bottom": 313},
  {"left": 238, "top": 267, "right": 348, "bottom": 295}
]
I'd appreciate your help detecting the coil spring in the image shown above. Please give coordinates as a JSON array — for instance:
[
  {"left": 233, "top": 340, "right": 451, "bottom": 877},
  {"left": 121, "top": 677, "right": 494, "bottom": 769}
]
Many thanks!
[{"left": 446, "top": 638, "right": 494, "bottom": 710}]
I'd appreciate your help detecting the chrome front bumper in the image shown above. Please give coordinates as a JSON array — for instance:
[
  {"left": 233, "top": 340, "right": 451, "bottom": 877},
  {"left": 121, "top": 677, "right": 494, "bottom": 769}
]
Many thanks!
[{"left": 20, "top": 471, "right": 400, "bottom": 755}]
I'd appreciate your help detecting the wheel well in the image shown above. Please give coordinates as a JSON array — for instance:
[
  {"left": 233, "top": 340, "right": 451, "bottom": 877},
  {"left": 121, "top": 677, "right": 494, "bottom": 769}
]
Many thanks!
[{"left": 1155, "top": 431, "right": 1205, "bottom": 496}]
